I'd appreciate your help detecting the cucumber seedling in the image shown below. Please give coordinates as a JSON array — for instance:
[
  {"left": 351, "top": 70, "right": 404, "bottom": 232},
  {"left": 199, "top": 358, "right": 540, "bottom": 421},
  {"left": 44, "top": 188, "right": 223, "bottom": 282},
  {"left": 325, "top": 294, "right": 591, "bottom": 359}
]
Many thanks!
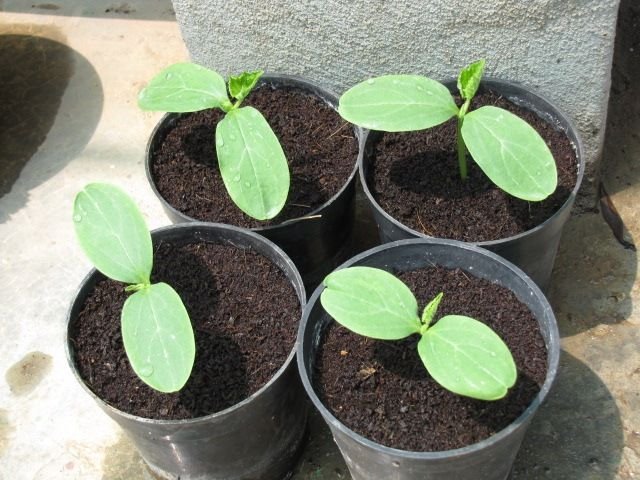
[
  {"left": 320, "top": 266, "right": 517, "bottom": 400},
  {"left": 138, "top": 63, "right": 289, "bottom": 220},
  {"left": 338, "top": 60, "right": 557, "bottom": 201},
  {"left": 73, "top": 183, "right": 195, "bottom": 393}
]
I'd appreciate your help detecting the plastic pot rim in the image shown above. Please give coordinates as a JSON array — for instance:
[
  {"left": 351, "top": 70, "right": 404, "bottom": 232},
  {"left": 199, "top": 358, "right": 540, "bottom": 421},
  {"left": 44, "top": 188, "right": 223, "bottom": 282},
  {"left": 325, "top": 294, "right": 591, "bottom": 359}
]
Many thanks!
[
  {"left": 65, "top": 221, "right": 306, "bottom": 427},
  {"left": 144, "top": 73, "right": 361, "bottom": 231},
  {"left": 357, "top": 77, "right": 586, "bottom": 247},
  {"left": 296, "top": 237, "right": 560, "bottom": 461}
]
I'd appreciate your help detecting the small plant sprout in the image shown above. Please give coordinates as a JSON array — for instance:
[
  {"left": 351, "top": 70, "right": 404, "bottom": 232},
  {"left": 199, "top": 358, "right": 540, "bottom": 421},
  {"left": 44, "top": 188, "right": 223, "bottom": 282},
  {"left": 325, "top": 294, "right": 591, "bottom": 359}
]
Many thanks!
[
  {"left": 73, "top": 183, "right": 195, "bottom": 393},
  {"left": 320, "top": 266, "right": 517, "bottom": 401},
  {"left": 138, "top": 63, "right": 289, "bottom": 220},
  {"left": 338, "top": 60, "right": 557, "bottom": 201}
]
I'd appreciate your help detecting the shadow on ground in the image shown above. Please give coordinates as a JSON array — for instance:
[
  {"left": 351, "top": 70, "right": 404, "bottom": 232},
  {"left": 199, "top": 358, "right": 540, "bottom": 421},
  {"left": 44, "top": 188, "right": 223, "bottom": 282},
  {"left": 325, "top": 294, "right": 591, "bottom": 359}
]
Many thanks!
[
  {"left": 549, "top": 212, "right": 636, "bottom": 336},
  {"left": 602, "top": 0, "right": 640, "bottom": 196},
  {"left": 0, "top": 28, "right": 71, "bottom": 196},
  {"left": 291, "top": 409, "right": 347, "bottom": 479},
  {"left": 548, "top": 0, "right": 638, "bottom": 337},
  {"left": 0, "top": 24, "right": 103, "bottom": 222},
  {"left": 512, "top": 351, "right": 624, "bottom": 479}
]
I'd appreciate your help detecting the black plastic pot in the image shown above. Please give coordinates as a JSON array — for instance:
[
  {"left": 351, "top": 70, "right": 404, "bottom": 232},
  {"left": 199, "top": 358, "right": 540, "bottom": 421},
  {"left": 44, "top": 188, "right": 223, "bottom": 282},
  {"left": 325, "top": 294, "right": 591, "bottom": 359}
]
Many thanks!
[
  {"left": 145, "top": 74, "right": 361, "bottom": 294},
  {"left": 297, "top": 238, "right": 560, "bottom": 480},
  {"left": 359, "top": 79, "right": 585, "bottom": 291},
  {"left": 66, "top": 223, "right": 308, "bottom": 480}
]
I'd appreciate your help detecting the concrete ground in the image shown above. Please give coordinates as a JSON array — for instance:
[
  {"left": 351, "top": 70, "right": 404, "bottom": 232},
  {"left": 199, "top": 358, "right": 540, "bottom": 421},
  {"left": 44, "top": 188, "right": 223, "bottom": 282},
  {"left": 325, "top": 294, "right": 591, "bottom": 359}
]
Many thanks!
[{"left": 0, "top": 1, "right": 637, "bottom": 479}]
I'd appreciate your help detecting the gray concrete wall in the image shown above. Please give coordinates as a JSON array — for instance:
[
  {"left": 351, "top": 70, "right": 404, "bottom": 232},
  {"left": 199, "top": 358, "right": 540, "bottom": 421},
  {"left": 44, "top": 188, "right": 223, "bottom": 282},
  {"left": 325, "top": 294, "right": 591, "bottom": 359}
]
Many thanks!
[{"left": 172, "top": 0, "right": 621, "bottom": 204}]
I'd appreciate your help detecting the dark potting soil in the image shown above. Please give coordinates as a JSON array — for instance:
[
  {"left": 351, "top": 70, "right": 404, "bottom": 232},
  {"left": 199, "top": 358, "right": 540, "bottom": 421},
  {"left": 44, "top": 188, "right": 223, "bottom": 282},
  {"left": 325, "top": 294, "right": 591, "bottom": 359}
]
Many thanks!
[
  {"left": 314, "top": 266, "right": 548, "bottom": 452},
  {"left": 71, "top": 241, "right": 300, "bottom": 420},
  {"left": 151, "top": 84, "right": 358, "bottom": 227},
  {"left": 368, "top": 90, "right": 578, "bottom": 242}
]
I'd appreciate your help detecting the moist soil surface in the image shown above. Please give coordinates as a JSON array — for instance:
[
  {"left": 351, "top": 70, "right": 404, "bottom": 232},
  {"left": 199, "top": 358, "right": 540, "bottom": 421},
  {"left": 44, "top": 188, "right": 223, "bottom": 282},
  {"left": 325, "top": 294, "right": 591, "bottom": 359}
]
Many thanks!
[
  {"left": 151, "top": 83, "right": 358, "bottom": 227},
  {"left": 71, "top": 241, "right": 300, "bottom": 420},
  {"left": 314, "top": 266, "right": 548, "bottom": 452},
  {"left": 367, "top": 90, "right": 578, "bottom": 242}
]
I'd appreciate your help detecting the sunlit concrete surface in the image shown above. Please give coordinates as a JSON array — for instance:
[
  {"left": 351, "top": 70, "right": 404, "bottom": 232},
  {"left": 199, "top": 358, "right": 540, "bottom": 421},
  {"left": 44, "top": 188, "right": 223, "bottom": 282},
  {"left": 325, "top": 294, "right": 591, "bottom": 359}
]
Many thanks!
[{"left": 0, "top": 2, "right": 186, "bottom": 478}]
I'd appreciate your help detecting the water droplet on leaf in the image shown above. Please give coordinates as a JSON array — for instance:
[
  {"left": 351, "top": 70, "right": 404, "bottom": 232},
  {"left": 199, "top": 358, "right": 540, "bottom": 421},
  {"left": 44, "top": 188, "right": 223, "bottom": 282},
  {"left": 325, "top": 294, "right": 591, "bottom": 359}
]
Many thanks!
[
  {"left": 367, "top": 79, "right": 375, "bottom": 85},
  {"left": 139, "top": 364, "right": 154, "bottom": 377},
  {"left": 417, "top": 85, "right": 424, "bottom": 91},
  {"left": 233, "top": 175, "right": 241, "bottom": 182},
  {"left": 392, "top": 79, "right": 399, "bottom": 85},
  {"left": 165, "top": 73, "right": 173, "bottom": 80},
  {"left": 244, "top": 182, "right": 251, "bottom": 188},
  {"left": 73, "top": 214, "right": 82, "bottom": 223},
  {"left": 217, "top": 138, "right": 224, "bottom": 147}
]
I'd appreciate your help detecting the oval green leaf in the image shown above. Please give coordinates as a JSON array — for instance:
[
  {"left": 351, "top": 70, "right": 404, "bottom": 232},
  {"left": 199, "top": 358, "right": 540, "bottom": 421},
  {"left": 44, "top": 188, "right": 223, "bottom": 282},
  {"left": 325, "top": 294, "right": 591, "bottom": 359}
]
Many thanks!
[
  {"left": 321, "top": 267, "right": 421, "bottom": 340},
  {"left": 457, "top": 59, "right": 485, "bottom": 101},
  {"left": 338, "top": 75, "right": 458, "bottom": 132},
  {"left": 73, "top": 183, "right": 152, "bottom": 285},
  {"left": 461, "top": 106, "right": 557, "bottom": 201},
  {"left": 138, "top": 63, "right": 230, "bottom": 112},
  {"left": 122, "top": 283, "right": 195, "bottom": 393},
  {"left": 418, "top": 315, "right": 517, "bottom": 400},
  {"left": 216, "top": 106, "right": 289, "bottom": 220}
]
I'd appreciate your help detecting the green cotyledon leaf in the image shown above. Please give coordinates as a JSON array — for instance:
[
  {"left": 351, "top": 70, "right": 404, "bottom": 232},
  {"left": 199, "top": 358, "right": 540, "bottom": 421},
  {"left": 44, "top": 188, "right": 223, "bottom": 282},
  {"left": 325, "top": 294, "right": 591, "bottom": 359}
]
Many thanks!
[
  {"left": 121, "top": 282, "right": 195, "bottom": 393},
  {"left": 461, "top": 106, "right": 557, "bottom": 201},
  {"left": 321, "top": 266, "right": 421, "bottom": 340},
  {"left": 138, "top": 63, "right": 230, "bottom": 113},
  {"left": 338, "top": 75, "right": 458, "bottom": 132},
  {"left": 215, "top": 106, "right": 289, "bottom": 220},
  {"left": 417, "top": 315, "right": 517, "bottom": 400},
  {"left": 73, "top": 183, "right": 152, "bottom": 285}
]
